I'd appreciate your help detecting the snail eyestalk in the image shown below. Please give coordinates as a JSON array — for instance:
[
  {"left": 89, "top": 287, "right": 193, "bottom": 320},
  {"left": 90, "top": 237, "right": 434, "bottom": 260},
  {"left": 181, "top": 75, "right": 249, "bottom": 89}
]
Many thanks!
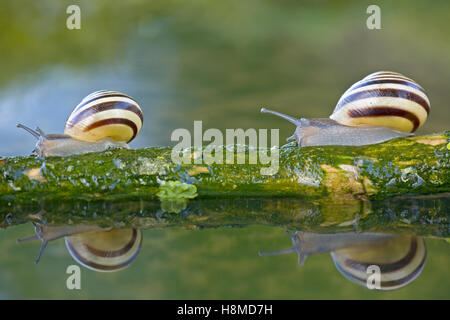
[
  {"left": 258, "top": 247, "right": 296, "bottom": 256},
  {"left": 16, "top": 236, "right": 49, "bottom": 264},
  {"left": 16, "top": 237, "right": 48, "bottom": 264},
  {"left": 258, "top": 231, "right": 309, "bottom": 265},
  {"left": 16, "top": 235, "right": 39, "bottom": 243},
  {"left": 35, "top": 127, "right": 47, "bottom": 138},
  {"left": 34, "top": 241, "right": 48, "bottom": 264},
  {"left": 17, "top": 124, "right": 41, "bottom": 139},
  {"left": 260, "top": 107, "right": 301, "bottom": 126}
]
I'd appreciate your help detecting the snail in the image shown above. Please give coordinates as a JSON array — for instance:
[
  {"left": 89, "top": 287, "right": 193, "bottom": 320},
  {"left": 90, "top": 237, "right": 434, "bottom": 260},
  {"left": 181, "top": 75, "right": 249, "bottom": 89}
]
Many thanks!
[
  {"left": 65, "top": 228, "right": 142, "bottom": 272},
  {"left": 261, "top": 71, "right": 430, "bottom": 147},
  {"left": 259, "top": 231, "right": 426, "bottom": 291},
  {"left": 17, "top": 223, "right": 142, "bottom": 272},
  {"left": 17, "top": 90, "right": 143, "bottom": 157}
]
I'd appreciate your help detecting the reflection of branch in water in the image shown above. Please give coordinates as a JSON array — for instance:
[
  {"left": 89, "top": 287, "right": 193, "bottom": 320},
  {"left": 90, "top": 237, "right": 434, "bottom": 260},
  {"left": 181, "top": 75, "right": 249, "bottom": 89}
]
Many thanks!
[
  {"left": 3, "top": 194, "right": 448, "bottom": 237},
  {"left": 259, "top": 231, "right": 427, "bottom": 291},
  {"left": 17, "top": 223, "right": 142, "bottom": 272}
]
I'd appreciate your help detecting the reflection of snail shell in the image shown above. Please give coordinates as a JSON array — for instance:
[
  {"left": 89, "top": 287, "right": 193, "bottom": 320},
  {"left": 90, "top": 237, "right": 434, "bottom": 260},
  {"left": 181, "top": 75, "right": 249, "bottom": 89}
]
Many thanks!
[
  {"left": 258, "top": 231, "right": 427, "bottom": 291},
  {"left": 17, "top": 223, "right": 142, "bottom": 272},
  {"left": 331, "top": 236, "right": 426, "bottom": 291},
  {"left": 66, "top": 228, "right": 142, "bottom": 272}
]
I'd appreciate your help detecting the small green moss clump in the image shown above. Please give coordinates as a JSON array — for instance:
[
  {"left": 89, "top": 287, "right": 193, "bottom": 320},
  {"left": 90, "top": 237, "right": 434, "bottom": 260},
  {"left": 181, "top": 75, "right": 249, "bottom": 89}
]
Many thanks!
[{"left": 157, "top": 181, "right": 198, "bottom": 200}]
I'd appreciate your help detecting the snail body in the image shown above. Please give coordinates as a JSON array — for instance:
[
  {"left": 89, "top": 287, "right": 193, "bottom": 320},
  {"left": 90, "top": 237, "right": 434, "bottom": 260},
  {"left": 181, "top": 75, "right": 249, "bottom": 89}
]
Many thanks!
[
  {"left": 18, "top": 223, "right": 142, "bottom": 271},
  {"left": 17, "top": 90, "right": 143, "bottom": 157},
  {"left": 17, "top": 223, "right": 108, "bottom": 264},
  {"left": 259, "top": 231, "right": 426, "bottom": 291},
  {"left": 261, "top": 71, "right": 430, "bottom": 147}
]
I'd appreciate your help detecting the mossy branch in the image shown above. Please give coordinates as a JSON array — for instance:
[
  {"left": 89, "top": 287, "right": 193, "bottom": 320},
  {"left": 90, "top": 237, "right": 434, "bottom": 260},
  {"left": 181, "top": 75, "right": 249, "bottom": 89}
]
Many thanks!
[{"left": 0, "top": 132, "right": 448, "bottom": 203}]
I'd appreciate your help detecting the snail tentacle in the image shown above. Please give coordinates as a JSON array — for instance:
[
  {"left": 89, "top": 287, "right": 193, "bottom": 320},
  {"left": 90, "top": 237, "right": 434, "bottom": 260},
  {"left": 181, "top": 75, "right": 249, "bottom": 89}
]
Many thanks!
[
  {"left": 17, "top": 124, "right": 42, "bottom": 139},
  {"left": 260, "top": 107, "right": 302, "bottom": 126}
]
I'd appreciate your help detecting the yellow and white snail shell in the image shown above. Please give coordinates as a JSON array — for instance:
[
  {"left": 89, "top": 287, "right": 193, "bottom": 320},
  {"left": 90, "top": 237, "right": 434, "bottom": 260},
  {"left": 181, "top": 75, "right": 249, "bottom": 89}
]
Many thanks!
[
  {"left": 332, "top": 71, "right": 430, "bottom": 133},
  {"left": 65, "top": 228, "right": 142, "bottom": 272},
  {"left": 65, "top": 90, "right": 143, "bottom": 143},
  {"left": 331, "top": 235, "right": 426, "bottom": 291}
]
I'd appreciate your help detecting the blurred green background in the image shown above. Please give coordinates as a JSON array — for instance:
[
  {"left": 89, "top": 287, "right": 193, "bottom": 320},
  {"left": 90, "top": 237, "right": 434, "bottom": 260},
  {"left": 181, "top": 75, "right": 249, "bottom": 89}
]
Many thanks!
[
  {"left": 0, "top": 0, "right": 449, "bottom": 299},
  {"left": 0, "top": 0, "right": 449, "bottom": 156}
]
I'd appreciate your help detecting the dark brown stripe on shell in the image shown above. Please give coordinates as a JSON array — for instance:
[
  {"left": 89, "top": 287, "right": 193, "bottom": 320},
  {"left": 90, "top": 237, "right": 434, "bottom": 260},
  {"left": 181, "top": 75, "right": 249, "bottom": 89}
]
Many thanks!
[
  {"left": 376, "top": 256, "right": 426, "bottom": 289},
  {"left": 338, "top": 88, "right": 430, "bottom": 114},
  {"left": 344, "top": 238, "right": 418, "bottom": 273},
  {"left": 351, "top": 79, "right": 426, "bottom": 95},
  {"left": 67, "top": 101, "right": 143, "bottom": 129},
  {"left": 347, "top": 107, "right": 421, "bottom": 132},
  {"left": 84, "top": 229, "right": 138, "bottom": 258},
  {"left": 74, "top": 92, "right": 137, "bottom": 113},
  {"left": 84, "top": 118, "right": 138, "bottom": 142}
]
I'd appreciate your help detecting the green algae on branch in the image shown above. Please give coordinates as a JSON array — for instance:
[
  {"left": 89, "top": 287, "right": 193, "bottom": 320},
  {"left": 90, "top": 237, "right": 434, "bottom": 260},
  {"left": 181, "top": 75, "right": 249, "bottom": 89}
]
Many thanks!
[
  {"left": 0, "top": 132, "right": 449, "bottom": 202},
  {"left": 157, "top": 181, "right": 198, "bottom": 201}
]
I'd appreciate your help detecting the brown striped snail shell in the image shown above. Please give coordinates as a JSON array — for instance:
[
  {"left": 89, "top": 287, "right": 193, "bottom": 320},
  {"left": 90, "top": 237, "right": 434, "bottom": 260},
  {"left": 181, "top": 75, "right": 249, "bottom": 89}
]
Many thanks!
[
  {"left": 65, "top": 228, "right": 142, "bottom": 272},
  {"left": 331, "top": 235, "right": 426, "bottom": 291},
  {"left": 261, "top": 71, "right": 430, "bottom": 147},
  {"left": 17, "top": 90, "right": 143, "bottom": 157},
  {"left": 17, "top": 223, "right": 142, "bottom": 272},
  {"left": 258, "top": 231, "right": 426, "bottom": 291}
]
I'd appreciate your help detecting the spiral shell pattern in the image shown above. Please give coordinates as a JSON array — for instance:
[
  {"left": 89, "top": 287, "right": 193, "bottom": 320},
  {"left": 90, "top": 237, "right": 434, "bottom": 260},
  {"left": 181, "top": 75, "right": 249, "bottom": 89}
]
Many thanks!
[
  {"left": 330, "top": 71, "right": 430, "bottom": 132},
  {"left": 65, "top": 228, "right": 142, "bottom": 272},
  {"left": 65, "top": 90, "right": 143, "bottom": 143},
  {"left": 331, "top": 236, "right": 426, "bottom": 291}
]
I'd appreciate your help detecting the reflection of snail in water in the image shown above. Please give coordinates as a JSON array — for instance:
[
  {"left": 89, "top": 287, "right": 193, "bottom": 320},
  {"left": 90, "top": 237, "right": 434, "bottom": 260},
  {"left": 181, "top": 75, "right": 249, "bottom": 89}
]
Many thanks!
[
  {"left": 261, "top": 71, "right": 430, "bottom": 147},
  {"left": 17, "top": 90, "right": 143, "bottom": 157},
  {"left": 18, "top": 223, "right": 142, "bottom": 272},
  {"left": 259, "top": 231, "right": 426, "bottom": 291}
]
